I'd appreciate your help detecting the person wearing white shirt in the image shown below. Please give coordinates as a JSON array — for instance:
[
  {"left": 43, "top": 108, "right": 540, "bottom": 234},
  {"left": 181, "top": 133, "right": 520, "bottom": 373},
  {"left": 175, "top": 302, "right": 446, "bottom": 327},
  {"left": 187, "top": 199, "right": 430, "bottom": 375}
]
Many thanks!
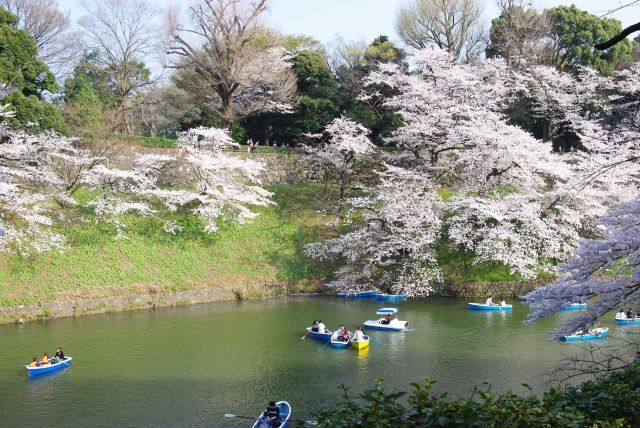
[
  {"left": 317, "top": 320, "right": 326, "bottom": 334},
  {"left": 353, "top": 326, "right": 365, "bottom": 342},
  {"left": 485, "top": 296, "right": 494, "bottom": 306}
]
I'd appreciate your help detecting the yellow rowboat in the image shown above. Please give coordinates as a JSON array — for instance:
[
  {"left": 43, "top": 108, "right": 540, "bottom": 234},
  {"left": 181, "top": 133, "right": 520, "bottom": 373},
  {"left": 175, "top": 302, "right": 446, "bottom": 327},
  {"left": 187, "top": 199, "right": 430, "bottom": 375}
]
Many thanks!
[{"left": 351, "top": 336, "right": 370, "bottom": 350}]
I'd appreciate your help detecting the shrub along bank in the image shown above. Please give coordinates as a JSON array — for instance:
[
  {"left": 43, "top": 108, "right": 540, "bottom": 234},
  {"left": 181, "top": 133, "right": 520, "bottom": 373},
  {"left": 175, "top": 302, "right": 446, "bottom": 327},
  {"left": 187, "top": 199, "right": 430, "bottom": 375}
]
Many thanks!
[{"left": 316, "top": 367, "right": 640, "bottom": 427}]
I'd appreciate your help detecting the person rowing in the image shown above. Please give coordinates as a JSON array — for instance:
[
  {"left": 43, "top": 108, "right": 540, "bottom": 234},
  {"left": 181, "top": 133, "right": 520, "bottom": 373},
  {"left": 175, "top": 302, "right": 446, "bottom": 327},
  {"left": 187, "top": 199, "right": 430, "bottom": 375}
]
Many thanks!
[
  {"left": 316, "top": 320, "right": 326, "bottom": 334},
  {"left": 353, "top": 326, "right": 365, "bottom": 342},
  {"left": 485, "top": 295, "right": 494, "bottom": 306},
  {"left": 265, "top": 401, "right": 282, "bottom": 427},
  {"left": 53, "top": 347, "right": 65, "bottom": 363},
  {"left": 311, "top": 320, "right": 319, "bottom": 332}
]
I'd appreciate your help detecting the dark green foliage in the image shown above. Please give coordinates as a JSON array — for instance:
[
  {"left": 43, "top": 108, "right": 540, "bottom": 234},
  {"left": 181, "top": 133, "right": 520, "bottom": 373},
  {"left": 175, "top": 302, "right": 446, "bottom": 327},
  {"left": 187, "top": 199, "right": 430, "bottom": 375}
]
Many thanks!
[
  {"left": 337, "top": 35, "right": 407, "bottom": 145},
  {"left": 64, "top": 52, "right": 116, "bottom": 108},
  {"left": 548, "top": 5, "right": 632, "bottom": 76},
  {"left": 244, "top": 49, "right": 339, "bottom": 145},
  {"left": 317, "top": 368, "right": 640, "bottom": 427},
  {"left": 4, "top": 92, "right": 67, "bottom": 134},
  {"left": 0, "top": 6, "right": 65, "bottom": 132}
]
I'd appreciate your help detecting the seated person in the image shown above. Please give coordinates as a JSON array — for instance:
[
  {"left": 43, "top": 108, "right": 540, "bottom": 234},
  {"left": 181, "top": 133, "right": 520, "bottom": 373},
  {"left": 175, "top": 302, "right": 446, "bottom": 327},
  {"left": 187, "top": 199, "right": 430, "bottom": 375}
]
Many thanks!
[
  {"left": 40, "top": 353, "right": 50, "bottom": 366},
  {"left": 311, "top": 320, "right": 319, "bottom": 332},
  {"left": 485, "top": 296, "right": 494, "bottom": 306},
  {"left": 54, "top": 347, "right": 65, "bottom": 363},
  {"left": 353, "top": 326, "right": 365, "bottom": 342},
  {"left": 380, "top": 314, "right": 392, "bottom": 325},
  {"left": 316, "top": 320, "right": 326, "bottom": 334},
  {"left": 618, "top": 309, "right": 626, "bottom": 318},
  {"left": 29, "top": 357, "right": 38, "bottom": 367},
  {"left": 336, "top": 324, "right": 345, "bottom": 340},
  {"left": 627, "top": 310, "right": 634, "bottom": 319},
  {"left": 340, "top": 328, "right": 350, "bottom": 342},
  {"left": 266, "top": 401, "right": 281, "bottom": 427}
]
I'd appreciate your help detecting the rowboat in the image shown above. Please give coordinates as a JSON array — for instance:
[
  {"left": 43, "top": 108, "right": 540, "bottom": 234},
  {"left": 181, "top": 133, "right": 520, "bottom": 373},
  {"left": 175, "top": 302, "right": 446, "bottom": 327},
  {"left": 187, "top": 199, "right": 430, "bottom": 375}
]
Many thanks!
[
  {"left": 375, "top": 293, "right": 407, "bottom": 302},
  {"left": 560, "top": 328, "right": 609, "bottom": 342},
  {"left": 560, "top": 303, "right": 587, "bottom": 311},
  {"left": 363, "top": 308, "right": 408, "bottom": 331},
  {"left": 305, "top": 327, "right": 333, "bottom": 341},
  {"left": 330, "top": 331, "right": 352, "bottom": 349},
  {"left": 251, "top": 400, "right": 291, "bottom": 428},
  {"left": 467, "top": 303, "right": 512, "bottom": 311},
  {"left": 350, "top": 334, "right": 370, "bottom": 350},
  {"left": 615, "top": 314, "right": 640, "bottom": 325},
  {"left": 24, "top": 357, "right": 73, "bottom": 378},
  {"left": 336, "top": 290, "right": 378, "bottom": 299}
]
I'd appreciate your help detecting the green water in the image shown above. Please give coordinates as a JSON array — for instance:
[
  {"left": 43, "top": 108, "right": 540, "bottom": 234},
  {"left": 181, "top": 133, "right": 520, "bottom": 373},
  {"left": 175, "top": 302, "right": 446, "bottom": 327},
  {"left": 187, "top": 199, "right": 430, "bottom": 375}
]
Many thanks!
[{"left": 0, "top": 297, "right": 619, "bottom": 427}]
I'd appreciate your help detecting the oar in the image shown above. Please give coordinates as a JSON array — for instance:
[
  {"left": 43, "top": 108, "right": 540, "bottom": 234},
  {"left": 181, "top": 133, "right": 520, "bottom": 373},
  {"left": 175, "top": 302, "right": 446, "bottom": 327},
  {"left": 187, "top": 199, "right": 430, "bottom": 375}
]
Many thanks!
[
  {"left": 301, "top": 329, "right": 310, "bottom": 340},
  {"left": 224, "top": 413, "right": 318, "bottom": 425}
]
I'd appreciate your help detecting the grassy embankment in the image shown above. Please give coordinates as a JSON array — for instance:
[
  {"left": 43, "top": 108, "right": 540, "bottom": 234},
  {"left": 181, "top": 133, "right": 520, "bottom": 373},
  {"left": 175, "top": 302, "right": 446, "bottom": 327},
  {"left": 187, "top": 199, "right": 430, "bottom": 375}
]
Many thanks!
[{"left": 0, "top": 184, "right": 519, "bottom": 308}]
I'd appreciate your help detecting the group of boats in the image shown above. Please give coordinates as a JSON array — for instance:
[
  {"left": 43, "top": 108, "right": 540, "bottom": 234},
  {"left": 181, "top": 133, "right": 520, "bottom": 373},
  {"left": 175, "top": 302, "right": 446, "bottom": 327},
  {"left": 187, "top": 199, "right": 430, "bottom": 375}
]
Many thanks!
[
  {"left": 305, "top": 307, "right": 408, "bottom": 350},
  {"left": 336, "top": 290, "right": 408, "bottom": 301},
  {"left": 467, "top": 300, "right": 627, "bottom": 341}
]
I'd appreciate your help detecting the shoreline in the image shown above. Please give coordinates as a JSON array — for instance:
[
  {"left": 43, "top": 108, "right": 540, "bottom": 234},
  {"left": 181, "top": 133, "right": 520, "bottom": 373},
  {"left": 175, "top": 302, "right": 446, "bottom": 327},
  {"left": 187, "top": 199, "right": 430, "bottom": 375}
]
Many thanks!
[{"left": 0, "top": 278, "right": 551, "bottom": 325}]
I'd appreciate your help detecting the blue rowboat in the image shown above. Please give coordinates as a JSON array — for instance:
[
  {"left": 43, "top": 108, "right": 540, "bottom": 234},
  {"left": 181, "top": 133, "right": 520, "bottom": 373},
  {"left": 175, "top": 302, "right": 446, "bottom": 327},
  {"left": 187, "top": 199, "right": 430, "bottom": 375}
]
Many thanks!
[
  {"left": 615, "top": 315, "right": 640, "bottom": 325},
  {"left": 468, "top": 303, "right": 512, "bottom": 311},
  {"left": 560, "top": 328, "right": 608, "bottom": 342},
  {"left": 24, "top": 357, "right": 72, "bottom": 377},
  {"left": 329, "top": 331, "right": 352, "bottom": 349},
  {"left": 560, "top": 303, "right": 587, "bottom": 311},
  {"left": 251, "top": 400, "right": 291, "bottom": 428},
  {"left": 305, "top": 327, "right": 332, "bottom": 341},
  {"left": 375, "top": 294, "right": 407, "bottom": 302},
  {"left": 336, "top": 290, "right": 378, "bottom": 299}
]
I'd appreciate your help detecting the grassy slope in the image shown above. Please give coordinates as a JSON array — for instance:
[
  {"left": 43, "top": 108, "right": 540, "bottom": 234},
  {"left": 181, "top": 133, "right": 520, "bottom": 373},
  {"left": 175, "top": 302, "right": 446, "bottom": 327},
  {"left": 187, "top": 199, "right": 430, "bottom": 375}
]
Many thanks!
[
  {"left": 0, "top": 184, "right": 337, "bottom": 306},
  {"left": 0, "top": 184, "right": 520, "bottom": 307}
]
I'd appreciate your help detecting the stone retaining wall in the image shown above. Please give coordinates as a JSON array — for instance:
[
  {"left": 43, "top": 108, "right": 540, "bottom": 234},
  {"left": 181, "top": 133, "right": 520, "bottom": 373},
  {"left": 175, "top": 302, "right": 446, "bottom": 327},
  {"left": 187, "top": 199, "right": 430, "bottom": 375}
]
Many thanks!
[
  {"left": 431, "top": 278, "right": 552, "bottom": 298},
  {"left": 106, "top": 145, "right": 459, "bottom": 188},
  {"left": 0, "top": 278, "right": 551, "bottom": 325}
]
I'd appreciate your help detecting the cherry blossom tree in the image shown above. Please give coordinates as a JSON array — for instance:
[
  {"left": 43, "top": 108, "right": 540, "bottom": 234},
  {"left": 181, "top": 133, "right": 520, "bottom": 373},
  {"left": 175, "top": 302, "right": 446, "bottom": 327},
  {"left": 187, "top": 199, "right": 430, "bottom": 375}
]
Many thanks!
[
  {"left": 303, "top": 116, "right": 376, "bottom": 214},
  {"left": 0, "top": 124, "right": 272, "bottom": 253},
  {"left": 304, "top": 165, "right": 443, "bottom": 296},
  {"left": 524, "top": 196, "right": 640, "bottom": 336},
  {"left": 312, "top": 48, "right": 640, "bottom": 297}
]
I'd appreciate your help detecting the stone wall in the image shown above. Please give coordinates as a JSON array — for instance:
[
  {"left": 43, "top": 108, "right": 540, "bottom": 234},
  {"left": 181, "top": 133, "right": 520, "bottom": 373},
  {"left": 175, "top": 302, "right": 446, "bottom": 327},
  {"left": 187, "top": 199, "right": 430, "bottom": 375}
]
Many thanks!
[
  {"left": 431, "top": 278, "right": 553, "bottom": 298},
  {"left": 106, "top": 145, "right": 396, "bottom": 187}
]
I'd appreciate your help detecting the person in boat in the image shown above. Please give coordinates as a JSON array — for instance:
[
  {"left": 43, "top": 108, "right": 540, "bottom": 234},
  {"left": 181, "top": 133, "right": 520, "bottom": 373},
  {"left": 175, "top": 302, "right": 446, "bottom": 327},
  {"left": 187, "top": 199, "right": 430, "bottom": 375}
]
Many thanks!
[
  {"left": 381, "top": 314, "right": 392, "bottom": 325},
  {"left": 40, "top": 353, "right": 50, "bottom": 366},
  {"left": 311, "top": 320, "right": 319, "bottom": 332},
  {"left": 54, "top": 347, "right": 65, "bottom": 362},
  {"left": 340, "top": 327, "right": 350, "bottom": 342},
  {"left": 618, "top": 309, "right": 626, "bottom": 319},
  {"left": 485, "top": 295, "right": 494, "bottom": 306},
  {"left": 627, "top": 310, "right": 634, "bottom": 319},
  {"left": 353, "top": 326, "right": 365, "bottom": 342},
  {"left": 265, "top": 401, "right": 281, "bottom": 427},
  {"left": 336, "top": 324, "right": 349, "bottom": 342},
  {"left": 316, "top": 320, "right": 326, "bottom": 334},
  {"left": 29, "top": 357, "right": 38, "bottom": 367}
]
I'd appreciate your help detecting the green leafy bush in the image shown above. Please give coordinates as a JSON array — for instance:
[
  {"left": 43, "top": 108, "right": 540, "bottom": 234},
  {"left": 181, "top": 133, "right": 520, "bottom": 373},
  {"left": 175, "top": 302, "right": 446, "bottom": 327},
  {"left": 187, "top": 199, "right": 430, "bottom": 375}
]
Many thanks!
[{"left": 316, "top": 368, "right": 640, "bottom": 427}]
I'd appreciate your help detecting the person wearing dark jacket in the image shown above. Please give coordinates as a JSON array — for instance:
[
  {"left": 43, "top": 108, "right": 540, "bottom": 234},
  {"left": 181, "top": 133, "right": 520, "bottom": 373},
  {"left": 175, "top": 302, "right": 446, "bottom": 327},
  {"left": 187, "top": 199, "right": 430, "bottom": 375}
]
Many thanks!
[{"left": 266, "top": 401, "right": 281, "bottom": 427}]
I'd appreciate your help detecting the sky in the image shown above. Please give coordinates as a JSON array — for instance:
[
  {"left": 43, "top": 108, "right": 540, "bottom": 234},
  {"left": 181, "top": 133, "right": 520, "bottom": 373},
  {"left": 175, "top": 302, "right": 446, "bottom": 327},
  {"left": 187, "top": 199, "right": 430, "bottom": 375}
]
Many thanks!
[{"left": 57, "top": 0, "right": 640, "bottom": 46}]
